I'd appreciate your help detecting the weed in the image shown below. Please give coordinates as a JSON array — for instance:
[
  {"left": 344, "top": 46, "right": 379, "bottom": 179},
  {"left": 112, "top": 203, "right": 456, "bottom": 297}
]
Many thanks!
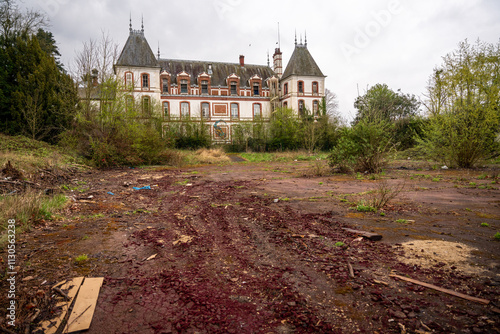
[
  {"left": 380, "top": 212, "right": 386, "bottom": 217},
  {"left": 334, "top": 241, "right": 345, "bottom": 247},
  {"left": 465, "top": 208, "right": 472, "bottom": 212},
  {"left": 478, "top": 185, "right": 486, "bottom": 189},
  {"left": 432, "top": 178, "right": 441, "bottom": 182},
  {"left": 469, "top": 182, "right": 477, "bottom": 187},
  {"left": 356, "top": 202, "right": 377, "bottom": 213},
  {"left": 494, "top": 232, "right": 500, "bottom": 240},
  {"left": 82, "top": 235, "right": 90, "bottom": 240},
  {"left": 396, "top": 219, "right": 408, "bottom": 224},
  {"left": 478, "top": 174, "right": 488, "bottom": 180},
  {"left": 481, "top": 223, "right": 489, "bottom": 227},
  {"left": 366, "top": 179, "right": 406, "bottom": 210},
  {"left": 74, "top": 254, "right": 89, "bottom": 264},
  {"left": 319, "top": 182, "right": 323, "bottom": 185}
]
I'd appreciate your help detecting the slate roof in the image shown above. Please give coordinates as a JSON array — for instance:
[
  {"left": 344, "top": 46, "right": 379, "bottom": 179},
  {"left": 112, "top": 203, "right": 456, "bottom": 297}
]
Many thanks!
[
  {"left": 282, "top": 44, "right": 325, "bottom": 80},
  {"left": 116, "top": 31, "right": 159, "bottom": 68},
  {"left": 158, "top": 59, "right": 275, "bottom": 88}
]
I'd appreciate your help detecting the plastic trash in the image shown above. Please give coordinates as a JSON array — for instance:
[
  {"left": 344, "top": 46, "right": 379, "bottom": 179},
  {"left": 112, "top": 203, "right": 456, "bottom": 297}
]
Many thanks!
[
  {"left": 133, "top": 186, "right": 151, "bottom": 190},
  {"left": 441, "top": 165, "right": 448, "bottom": 170},
  {"left": 107, "top": 192, "right": 114, "bottom": 195}
]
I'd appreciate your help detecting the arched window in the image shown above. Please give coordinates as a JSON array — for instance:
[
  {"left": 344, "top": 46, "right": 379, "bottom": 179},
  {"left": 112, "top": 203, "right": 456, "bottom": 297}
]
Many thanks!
[
  {"left": 283, "top": 101, "right": 288, "bottom": 108},
  {"left": 283, "top": 83, "right": 288, "bottom": 95},
  {"left": 253, "top": 103, "right": 261, "bottom": 119},
  {"left": 201, "top": 102, "right": 210, "bottom": 119},
  {"left": 163, "top": 102, "right": 169, "bottom": 119},
  {"left": 313, "top": 100, "right": 319, "bottom": 115},
  {"left": 180, "top": 102, "right": 190, "bottom": 118},
  {"left": 142, "top": 96, "right": 151, "bottom": 116},
  {"left": 298, "top": 81, "right": 304, "bottom": 94},
  {"left": 298, "top": 100, "right": 305, "bottom": 117},
  {"left": 230, "top": 103, "right": 239, "bottom": 119},
  {"left": 141, "top": 73, "right": 149, "bottom": 89},
  {"left": 125, "top": 72, "right": 133, "bottom": 89},
  {"left": 126, "top": 95, "right": 134, "bottom": 111},
  {"left": 312, "top": 82, "right": 318, "bottom": 95}
]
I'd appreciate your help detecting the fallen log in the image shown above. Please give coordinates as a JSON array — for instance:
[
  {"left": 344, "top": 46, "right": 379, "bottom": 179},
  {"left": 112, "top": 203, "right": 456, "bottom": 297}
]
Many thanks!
[
  {"left": 342, "top": 228, "right": 382, "bottom": 241},
  {"left": 390, "top": 274, "right": 490, "bottom": 305}
]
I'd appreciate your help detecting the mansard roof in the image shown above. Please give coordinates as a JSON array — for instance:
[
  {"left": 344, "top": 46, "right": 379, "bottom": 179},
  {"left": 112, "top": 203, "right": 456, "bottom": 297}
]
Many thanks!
[
  {"left": 158, "top": 59, "right": 275, "bottom": 88},
  {"left": 116, "top": 31, "right": 159, "bottom": 68},
  {"left": 282, "top": 44, "right": 325, "bottom": 80}
]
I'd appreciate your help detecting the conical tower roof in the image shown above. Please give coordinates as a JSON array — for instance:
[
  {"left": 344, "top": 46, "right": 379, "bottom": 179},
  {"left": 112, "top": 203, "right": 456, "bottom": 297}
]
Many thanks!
[
  {"left": 282, "top": 43, "right": 324, "bottom": 80},
  {"left": 116, "top": 27, "right": 159, "bottom": 68}
]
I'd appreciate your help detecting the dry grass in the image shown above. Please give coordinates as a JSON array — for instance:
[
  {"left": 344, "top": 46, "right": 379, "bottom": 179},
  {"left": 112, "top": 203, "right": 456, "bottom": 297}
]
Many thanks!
[
  {"left": 303, "top": 159, "right": 331, "bottom": 177},
  {"left": 194, "top": 148, "right": 231, "bottom": 164},
  {"left": 366, "top": 178, "right": 406, "bottom": 209}
]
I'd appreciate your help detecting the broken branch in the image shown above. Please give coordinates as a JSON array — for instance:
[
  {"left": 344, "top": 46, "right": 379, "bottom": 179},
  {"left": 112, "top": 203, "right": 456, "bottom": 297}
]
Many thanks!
[{"left": 390, "top": 274, "right": 490, "bottom": 305}]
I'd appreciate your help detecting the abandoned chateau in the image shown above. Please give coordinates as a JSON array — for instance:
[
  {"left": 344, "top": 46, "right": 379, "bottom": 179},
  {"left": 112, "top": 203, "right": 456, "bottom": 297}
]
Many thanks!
[{"left": 112, "top": 22, "right": 326, "bottom": 142}]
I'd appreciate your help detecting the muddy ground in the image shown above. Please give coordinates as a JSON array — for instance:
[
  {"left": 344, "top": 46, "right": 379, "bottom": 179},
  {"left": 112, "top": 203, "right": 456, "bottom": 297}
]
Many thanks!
[{"left": 1, "top": 159, "right": 499, "bottom": 333}]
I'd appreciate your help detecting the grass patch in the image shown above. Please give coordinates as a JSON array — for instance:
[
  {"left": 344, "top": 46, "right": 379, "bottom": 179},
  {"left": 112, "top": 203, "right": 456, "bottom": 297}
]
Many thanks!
[
  {"left": 356, "top": 202, "right": 377, "bottom": 213},
  {"left": 74, "top": 254, "right": 89, "bottom": 264},
  {"left": 481, "top": 223, "right": 490, "bottom": 227},
  {"left": 396, "top": 219, "right": 408, "bottom": 224},
  {"left": 494, "top": 232, "right": 500, "bottom": 240},
  {"left": 239, "top": 151, "right": 328, "bottom": 163},
  {"left": 0, "top": 192, "right": 68, "bottom": 246},
  {"left": 334, "top": 241, "right": 345, "bottom": 247}
]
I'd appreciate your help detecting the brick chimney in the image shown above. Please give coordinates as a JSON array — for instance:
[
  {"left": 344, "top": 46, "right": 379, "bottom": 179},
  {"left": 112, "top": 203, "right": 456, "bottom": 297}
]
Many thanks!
[{"left": 239, "top": 55, "right": 244, "bottom": 66}]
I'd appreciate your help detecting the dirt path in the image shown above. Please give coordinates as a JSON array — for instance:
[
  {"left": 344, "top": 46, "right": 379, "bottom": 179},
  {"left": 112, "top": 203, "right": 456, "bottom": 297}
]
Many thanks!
[{"left": 1, "top": 161, "right": 499, "bottom": 333}]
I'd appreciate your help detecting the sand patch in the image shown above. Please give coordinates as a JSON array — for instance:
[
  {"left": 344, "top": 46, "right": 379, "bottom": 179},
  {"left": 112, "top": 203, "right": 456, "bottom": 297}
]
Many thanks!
[{"left": 398, "top": 240, "right": 488, "bottom": 276}]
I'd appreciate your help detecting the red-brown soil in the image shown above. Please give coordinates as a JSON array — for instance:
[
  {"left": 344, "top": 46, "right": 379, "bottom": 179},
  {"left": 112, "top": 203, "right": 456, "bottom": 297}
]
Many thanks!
[{"left": 1, "top": 160, "right": 499, "bottom": 333}]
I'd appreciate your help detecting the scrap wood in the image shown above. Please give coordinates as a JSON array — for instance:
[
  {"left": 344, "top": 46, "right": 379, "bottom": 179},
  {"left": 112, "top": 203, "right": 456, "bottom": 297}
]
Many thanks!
[
  {"left": 64, "top": 277, "right": 104, "bottom": 333},
  {"left": 37, "top": 277, "right": 84, "bottom": 334},
  {"left": 347, "top": 262, "right": 355, "bottom": 278},
  {"left": 390, "top": 274, "right": 490, "bottom": 305},
  {"left": 52, "top": 287, "right": 70, "bottom": 300},
  {"left": 342, "top": 228, "right": 382, "bottom": 241}
]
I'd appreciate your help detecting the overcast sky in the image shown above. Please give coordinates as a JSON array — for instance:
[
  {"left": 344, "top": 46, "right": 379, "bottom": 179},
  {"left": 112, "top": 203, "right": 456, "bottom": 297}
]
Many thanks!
[{"left": 19, "top": 0, "right": 500, "bottom": 122}]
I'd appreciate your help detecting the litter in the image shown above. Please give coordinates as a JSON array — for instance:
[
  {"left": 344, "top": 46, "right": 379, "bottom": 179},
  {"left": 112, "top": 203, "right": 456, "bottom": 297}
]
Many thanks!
[
  {"left": 107, "top": 192, "right": 114, "bottom": 195},
  {"left": 133, "top": 186, "right": 151, "bottom": 190}
]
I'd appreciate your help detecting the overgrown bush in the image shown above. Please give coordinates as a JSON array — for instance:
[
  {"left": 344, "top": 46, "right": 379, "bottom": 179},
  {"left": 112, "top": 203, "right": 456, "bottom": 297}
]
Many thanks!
[
  {"left": 418, "top": 39, "right": 500, "bottom": 168},
  {"left": 328, "top": 119, "right": 394, "bottom": 173}
]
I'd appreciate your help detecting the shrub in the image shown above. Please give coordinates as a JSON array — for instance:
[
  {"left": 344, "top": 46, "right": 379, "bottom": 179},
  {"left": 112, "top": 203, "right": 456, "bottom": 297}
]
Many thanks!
[{"left": 328, "top": 119, "right": 394, "bottom": 173}]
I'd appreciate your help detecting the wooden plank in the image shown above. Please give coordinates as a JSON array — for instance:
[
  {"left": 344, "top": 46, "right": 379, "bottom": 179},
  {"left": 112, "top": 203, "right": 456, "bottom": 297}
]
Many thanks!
[
  {"left": 390, "top": 274, "right": 490, "bottom": 305},
  {"left": 342, "top": 228, "right": 382, "bottom": 241},
  {"left": 37, "top": 277, "right": 84, "bottom": 334},
  {"left": 64, "top": 277, "right": 104, "bottom": 333}
]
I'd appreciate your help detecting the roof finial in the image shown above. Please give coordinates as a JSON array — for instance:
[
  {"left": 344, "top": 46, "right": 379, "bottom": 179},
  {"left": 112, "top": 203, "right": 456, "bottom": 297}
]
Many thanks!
[
  {"left": 305, "top": 30, "right": 307, "bottom": 46},
  {"left": 300, "top": 34, "right": 302, "bottom": 45},
  {"left": 294, "top": 30, "right": 297, "bottom": 46},
  {"left": 157, "top": 42, "right": 160, "bottom": 60},
  {"left": 141, "top": 14, "right": 144, "bottom": 33},
  {"left": 267, "top": 50, "right": 270, "bottom": 67},
  {"left": 129, "top": 13, "right": 132, "bottom": 33}
]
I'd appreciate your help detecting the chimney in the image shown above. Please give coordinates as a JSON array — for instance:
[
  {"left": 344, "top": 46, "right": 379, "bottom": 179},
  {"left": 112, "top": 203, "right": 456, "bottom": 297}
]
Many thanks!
[
  {"left": 239, "top": 55, "right": 245, "bottom": 66},
  {"left": 91, "top": 69, "right": 99, "bottom": 87}
]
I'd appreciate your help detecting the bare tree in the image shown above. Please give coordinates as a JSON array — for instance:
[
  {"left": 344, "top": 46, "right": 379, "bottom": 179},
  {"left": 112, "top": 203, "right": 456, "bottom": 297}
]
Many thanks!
[
  {"left": 71, "top": 31, "right": 120, "bottom": 120},
  {"left": 0, "top": 0, "right": 47, "bottom": 38}
]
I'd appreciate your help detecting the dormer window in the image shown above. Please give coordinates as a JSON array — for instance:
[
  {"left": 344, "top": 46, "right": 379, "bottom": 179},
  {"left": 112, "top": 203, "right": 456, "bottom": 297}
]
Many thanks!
[
  {"left": 253, "top": 83, "right": 260, "bottom": 96},
  {"left": 180, "top": 79, "right": 188, "bottom": 94},
  {"left": 162, "top": 79, "right": 169, "bottom": 94},
  {"left": 230, "top": 82, "right": 237, "bottom": 95},
  {"left": 201, "top": 80, "right": 208, "bottom": 94}
]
